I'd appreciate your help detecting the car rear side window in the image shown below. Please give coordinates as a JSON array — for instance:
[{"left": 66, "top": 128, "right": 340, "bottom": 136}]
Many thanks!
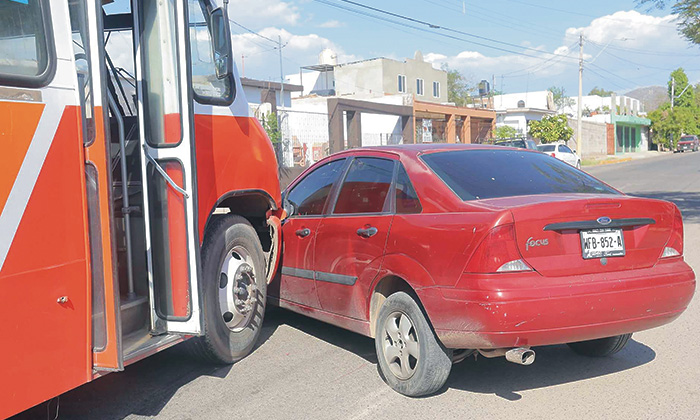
[
  {"left": 0, "top": 0, "right": 54, "bottom": 87},
  {"left": 395, "top": 164, "right": 422, "bottom": 214},
  {"left": 538, "top": 145, "right": 556, "bottom": 152},
  {"left": 334, "top": 157, "right": 395, "bottom": 214},
  {"left": 421, "top": 150, "right": 619, "bottom": 201},
  {"left": 287, "top": 158, "right": 346, "bottom": 216}
]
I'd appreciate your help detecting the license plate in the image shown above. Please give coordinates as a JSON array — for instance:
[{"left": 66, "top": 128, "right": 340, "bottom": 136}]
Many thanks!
[{"left": 580, "top": 228, "right": 625, "bottom": 259}]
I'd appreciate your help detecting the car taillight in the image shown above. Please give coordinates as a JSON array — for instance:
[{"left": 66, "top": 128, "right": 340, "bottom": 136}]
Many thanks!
[
  {"left": 662, "top": 206, "right": 684, "bottom": 259},
  {"left": 465, "top": 224, "right": 533, "bottom": 273},
  {"left": 550, "top": 153, "right": 556, "bottom": 157}
]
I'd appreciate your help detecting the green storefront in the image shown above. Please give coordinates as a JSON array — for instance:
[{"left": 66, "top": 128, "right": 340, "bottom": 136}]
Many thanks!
[{"left": 613, "top": 114, "right": 651, "bottom": 154}]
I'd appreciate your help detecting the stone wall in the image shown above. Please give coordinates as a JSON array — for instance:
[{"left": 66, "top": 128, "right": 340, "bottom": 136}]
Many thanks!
[{"left": 568, "top": 118, "right": 609, "bottom": 157}]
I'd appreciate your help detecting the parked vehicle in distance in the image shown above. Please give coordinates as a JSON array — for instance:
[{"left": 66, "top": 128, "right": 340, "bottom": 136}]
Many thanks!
[
  {"left": 677, "top": 135, "right": 699, "bottom": 152},
  {"left": 270, "top": 144, "right": 695, "bottom": 397},
  {"left": 537, "top": 143, "right": 581, "bottom": 168},
  {"left": 494, "top": 138, "right": 538, "bottom": 150}
]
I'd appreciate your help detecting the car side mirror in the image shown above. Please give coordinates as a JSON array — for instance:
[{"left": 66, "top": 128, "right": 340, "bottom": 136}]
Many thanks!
[
  {"left": 282, "top": 191, "right": 295, "bottom": 217},
  {"left": 208, "top": 7, "right": 233, "bottom": 80}
]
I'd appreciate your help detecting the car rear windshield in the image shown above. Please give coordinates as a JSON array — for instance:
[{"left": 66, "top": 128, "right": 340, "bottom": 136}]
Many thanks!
[
  {"left": 421, "top": 150, "right": 619, "bottom": 201},
  {"left": 537, "top": 145, "right": 556, "bottom": 152},
  {"left": 680, "top": 136, "right": 695, "bottom": 141}
]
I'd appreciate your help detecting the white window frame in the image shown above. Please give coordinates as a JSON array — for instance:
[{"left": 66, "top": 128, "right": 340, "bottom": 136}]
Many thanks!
[
  {"left": 416, "top": 78, "right": 424, "bottom": 96},
  {"left": 433, "top": 81, "right": 440, "bottom": 98},
  {"left": 398, "top": 74, "right": 406, "bottom": 93}
]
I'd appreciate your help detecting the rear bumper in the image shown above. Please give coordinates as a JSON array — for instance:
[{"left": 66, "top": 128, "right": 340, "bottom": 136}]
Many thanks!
[{"left": 419, "top": 259, "right": 696, "bottom": 349}]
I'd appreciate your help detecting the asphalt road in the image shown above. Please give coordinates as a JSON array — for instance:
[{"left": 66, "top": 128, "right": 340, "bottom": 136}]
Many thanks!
[{"left": 15, "top": 152, "right": 699, "bottom": 420}]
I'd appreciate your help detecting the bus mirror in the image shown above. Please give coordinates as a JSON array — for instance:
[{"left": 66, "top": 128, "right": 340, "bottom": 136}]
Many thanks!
[{"left": 209, "top": 7, "right": 232, "bottom": 79}]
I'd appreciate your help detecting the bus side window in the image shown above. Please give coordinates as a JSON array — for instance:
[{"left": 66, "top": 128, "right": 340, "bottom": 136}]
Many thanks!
[
  {"left": 188, "top": 0, "right": 235, "bottom": 105},
  {"left": 0, "top": 0, "right": 55, "bottom": 87}
]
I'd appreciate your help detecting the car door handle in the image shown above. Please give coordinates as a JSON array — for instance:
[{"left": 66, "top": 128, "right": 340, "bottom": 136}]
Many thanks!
[
  {"left": 296, "top": 228, "right": 311, "bottom": 238},
  {"left": 356, "top": 227, "right": 378, "bottom": 238}
]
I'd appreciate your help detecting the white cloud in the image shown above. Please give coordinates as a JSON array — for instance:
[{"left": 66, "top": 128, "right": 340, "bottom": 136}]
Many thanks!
[
  {"left": 232, "top": 27, "right": 357, "bottom": 80},
  {"left": 230, "top": 0, "right": 301, "bottom": 26},
  {"left": 425, "top": 10, "right": 697, "bottom": 93},
  {"left": 565, "top": 10, "right": 681, "bottom": 50},
  {"left": 319, "top": 20, "right": 345, "bottom": 28}
]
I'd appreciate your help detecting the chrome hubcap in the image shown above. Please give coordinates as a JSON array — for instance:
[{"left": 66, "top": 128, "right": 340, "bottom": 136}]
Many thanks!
[
  {"left": 218, "top": 246, "right": 257, "bottom": 332},
  {"left": 382, "top": 312, "right": 420, "bottom": 380}
]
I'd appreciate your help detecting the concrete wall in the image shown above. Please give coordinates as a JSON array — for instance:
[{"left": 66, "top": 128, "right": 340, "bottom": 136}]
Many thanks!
[
  {"left": 568, "top": 118, "right": 609, "bottom": 157},
  {"left": 493, "top": 91, "right": 552, "bottom": 111},
  {"left": 334, "top": 59, "right": 385, "bottom": 97}
]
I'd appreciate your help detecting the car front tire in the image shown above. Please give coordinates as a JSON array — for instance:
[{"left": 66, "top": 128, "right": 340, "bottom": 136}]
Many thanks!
[
  {"left": 375, "top": 292, "right": 453, "bottom": 397},
  {"left": 567, "top": 333, "right": 632, "bottom": 357}
]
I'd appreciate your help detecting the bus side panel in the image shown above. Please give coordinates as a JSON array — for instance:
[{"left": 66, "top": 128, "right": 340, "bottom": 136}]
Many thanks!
[
  {"left": 194, "top": 114, "right": 282, "bottom": 238},
  {"left": 0, "top": 106, "right": 91, "bottom": 419}
]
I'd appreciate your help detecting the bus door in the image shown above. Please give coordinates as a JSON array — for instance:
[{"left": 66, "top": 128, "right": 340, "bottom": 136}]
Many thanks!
[{"left": 133, "top": 0, "right": 204, "bottom": 334}]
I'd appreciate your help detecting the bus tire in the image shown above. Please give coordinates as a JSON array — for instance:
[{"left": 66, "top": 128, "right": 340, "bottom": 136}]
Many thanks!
[{"left": 188, "top": 214, "right": 267, "bottom": 364}]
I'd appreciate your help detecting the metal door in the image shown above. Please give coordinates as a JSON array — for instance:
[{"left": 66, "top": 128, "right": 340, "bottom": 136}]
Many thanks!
[{"left": 134, "top": 0, "right": 202, "bottom": 334}]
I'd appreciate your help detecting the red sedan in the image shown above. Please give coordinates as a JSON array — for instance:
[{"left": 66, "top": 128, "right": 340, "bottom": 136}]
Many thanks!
[{"left": 269, "top": 144, "right": 695, "bottom": 397}]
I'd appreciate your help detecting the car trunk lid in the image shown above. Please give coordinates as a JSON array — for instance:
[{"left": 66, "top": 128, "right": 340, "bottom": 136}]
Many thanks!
[{"left": 478, "top": 194, "right": 675, "bottom": 277}]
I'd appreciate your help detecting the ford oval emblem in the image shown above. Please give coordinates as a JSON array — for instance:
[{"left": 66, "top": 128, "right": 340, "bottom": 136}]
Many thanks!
[{"left": 597, "top": 216, "right": 612, "bottom": 226}]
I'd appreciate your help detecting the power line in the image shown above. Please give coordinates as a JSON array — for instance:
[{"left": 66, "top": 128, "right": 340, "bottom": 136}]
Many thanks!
[
  {"left": 228, "top": 18, "right": 279, "bottom": 46},
  {"left": 494, "top": 0, "right": 678, "bottom": 28},
  {"left": 314, "top": 0, "right": 580, "bottom": 63}
]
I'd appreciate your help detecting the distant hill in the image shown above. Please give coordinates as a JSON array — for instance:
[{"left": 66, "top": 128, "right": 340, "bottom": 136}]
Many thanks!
[{"left": 625, "top": 86, "right": 668, "bottom": 112}]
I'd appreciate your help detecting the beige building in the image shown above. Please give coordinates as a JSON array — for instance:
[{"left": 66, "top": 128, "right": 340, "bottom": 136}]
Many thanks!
[{"left": 289, "top": 50, "right": 448, "bottom": 104}]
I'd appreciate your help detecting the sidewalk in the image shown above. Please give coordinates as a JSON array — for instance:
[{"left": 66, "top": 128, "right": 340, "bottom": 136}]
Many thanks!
[{"left": 581, "top": 150, "right": 667, "bottom": 167}]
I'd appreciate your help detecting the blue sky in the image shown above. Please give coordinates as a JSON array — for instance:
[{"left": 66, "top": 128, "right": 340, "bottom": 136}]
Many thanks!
[
  {"left": 227, "top": 0, "right": 700, "bottom": 95},
  {"left": 104, "top": 0, "right": 700, "bottom": 95}
]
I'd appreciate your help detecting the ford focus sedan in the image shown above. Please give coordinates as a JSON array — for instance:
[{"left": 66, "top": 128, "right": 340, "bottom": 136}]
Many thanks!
[{"left": 268, "top": 144, "right": 696, "bottom": 397}]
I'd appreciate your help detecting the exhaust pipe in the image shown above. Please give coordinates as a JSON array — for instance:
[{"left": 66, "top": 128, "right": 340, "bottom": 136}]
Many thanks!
[
  {"left": 505, "top": 347, "right": 535, "bottom": 365},
  {"left": 477, "top": 347, "right": 535, "bottom": 365}
]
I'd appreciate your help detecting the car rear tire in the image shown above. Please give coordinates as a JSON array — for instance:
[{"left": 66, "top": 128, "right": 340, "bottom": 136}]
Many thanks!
[
  {"left": 187, "top": 214, "right": 267, "bottom": 364},
  {"left": 567, "top": 333, "right": 632, "bottom": 357},
  {"left": 375, "top": 292, "right": 453, "bottom": 397}
]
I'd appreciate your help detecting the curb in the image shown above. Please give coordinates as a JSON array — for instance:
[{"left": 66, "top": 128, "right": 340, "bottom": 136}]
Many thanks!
[{"left": 583, "top": 157, "right": 632, "bottom": 167}]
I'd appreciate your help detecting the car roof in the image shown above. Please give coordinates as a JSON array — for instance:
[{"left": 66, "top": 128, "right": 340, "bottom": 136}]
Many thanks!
[{"left": 330, "top": 143, "right": 517, "bottom": 160}]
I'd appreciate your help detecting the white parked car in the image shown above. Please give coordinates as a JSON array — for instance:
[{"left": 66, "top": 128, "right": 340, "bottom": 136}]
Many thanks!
[{"left": 537, "top": 143, "right": 581, "bottom": 169}]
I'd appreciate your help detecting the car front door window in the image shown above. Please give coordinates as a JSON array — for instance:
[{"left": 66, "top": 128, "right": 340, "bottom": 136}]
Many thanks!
[{"left": 286, "top": 159, "right": 347, "bottom": 217}]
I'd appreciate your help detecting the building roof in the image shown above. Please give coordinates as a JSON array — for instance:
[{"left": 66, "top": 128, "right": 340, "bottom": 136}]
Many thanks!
[{"left": 240, "top": 77, "right": 303, "bottom": 92}]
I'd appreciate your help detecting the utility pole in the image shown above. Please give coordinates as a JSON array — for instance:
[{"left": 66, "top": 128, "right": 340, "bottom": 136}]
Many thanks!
[
  {"left": 671, "top": 76, "right": 676, "bottom": 109},
  {"left": 278, "top": 35, "right": 284, "bottom": 113},
  {"left": 241, "top": 55, "right": 246, "bottom": 77},
  {"left": 577, "top": 33, "right": 583, "bottom": 156},
  {"left": 670, "top": 76, "right": 676, "bottom": 151}
]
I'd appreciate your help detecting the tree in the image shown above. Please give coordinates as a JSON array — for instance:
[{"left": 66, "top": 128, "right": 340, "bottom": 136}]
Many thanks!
[
  {"left": 548, "top": 86, "right": 575, "bottom": 110},
  {"left": 588, "top": 86, "right": 615, "bottom": 97},
  {"left": 639, "top": 1, "right": 700, "bottom": 45},
  {"left": 442, "top": 64, "right": 474, "bottom": 106},
  {"left": 528, "top": 114, "right": 574, "bottom": 144},
  {"left": 648, "top": 68, "right": 700, "bottom": 149},
  {"left": 495, "top": 125, "right": 518, "bottom": 139},
  {"left": 648, "top": 104, "right": 698, "bottom": 149},
  {"left": 669, "top": 68, "right": 695, "bottom": 108},
  {"left": 262, "top": 112, "right": 281, "bottom": 145}
]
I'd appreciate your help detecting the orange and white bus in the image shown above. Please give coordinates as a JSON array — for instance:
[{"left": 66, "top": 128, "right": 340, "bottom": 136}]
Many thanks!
[{"left": 0, "top": 1, "right": 282, "bottom": 417}]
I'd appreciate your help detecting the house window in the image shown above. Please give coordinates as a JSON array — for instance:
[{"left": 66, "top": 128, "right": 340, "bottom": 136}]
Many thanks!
[
  {"left": 416, "top": 78, "right": 424, "bottom": 96},
  {"left": 398, "top": 74, "right": 406, "bottom": 93},
  {"left": 433, "top": 81, "right": 440, "bottom": 98}
]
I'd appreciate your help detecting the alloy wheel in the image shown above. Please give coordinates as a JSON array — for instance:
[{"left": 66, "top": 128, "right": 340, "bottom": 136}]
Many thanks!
[{"left": 382, "top": 311, "right": 420, "bottom": 380}]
